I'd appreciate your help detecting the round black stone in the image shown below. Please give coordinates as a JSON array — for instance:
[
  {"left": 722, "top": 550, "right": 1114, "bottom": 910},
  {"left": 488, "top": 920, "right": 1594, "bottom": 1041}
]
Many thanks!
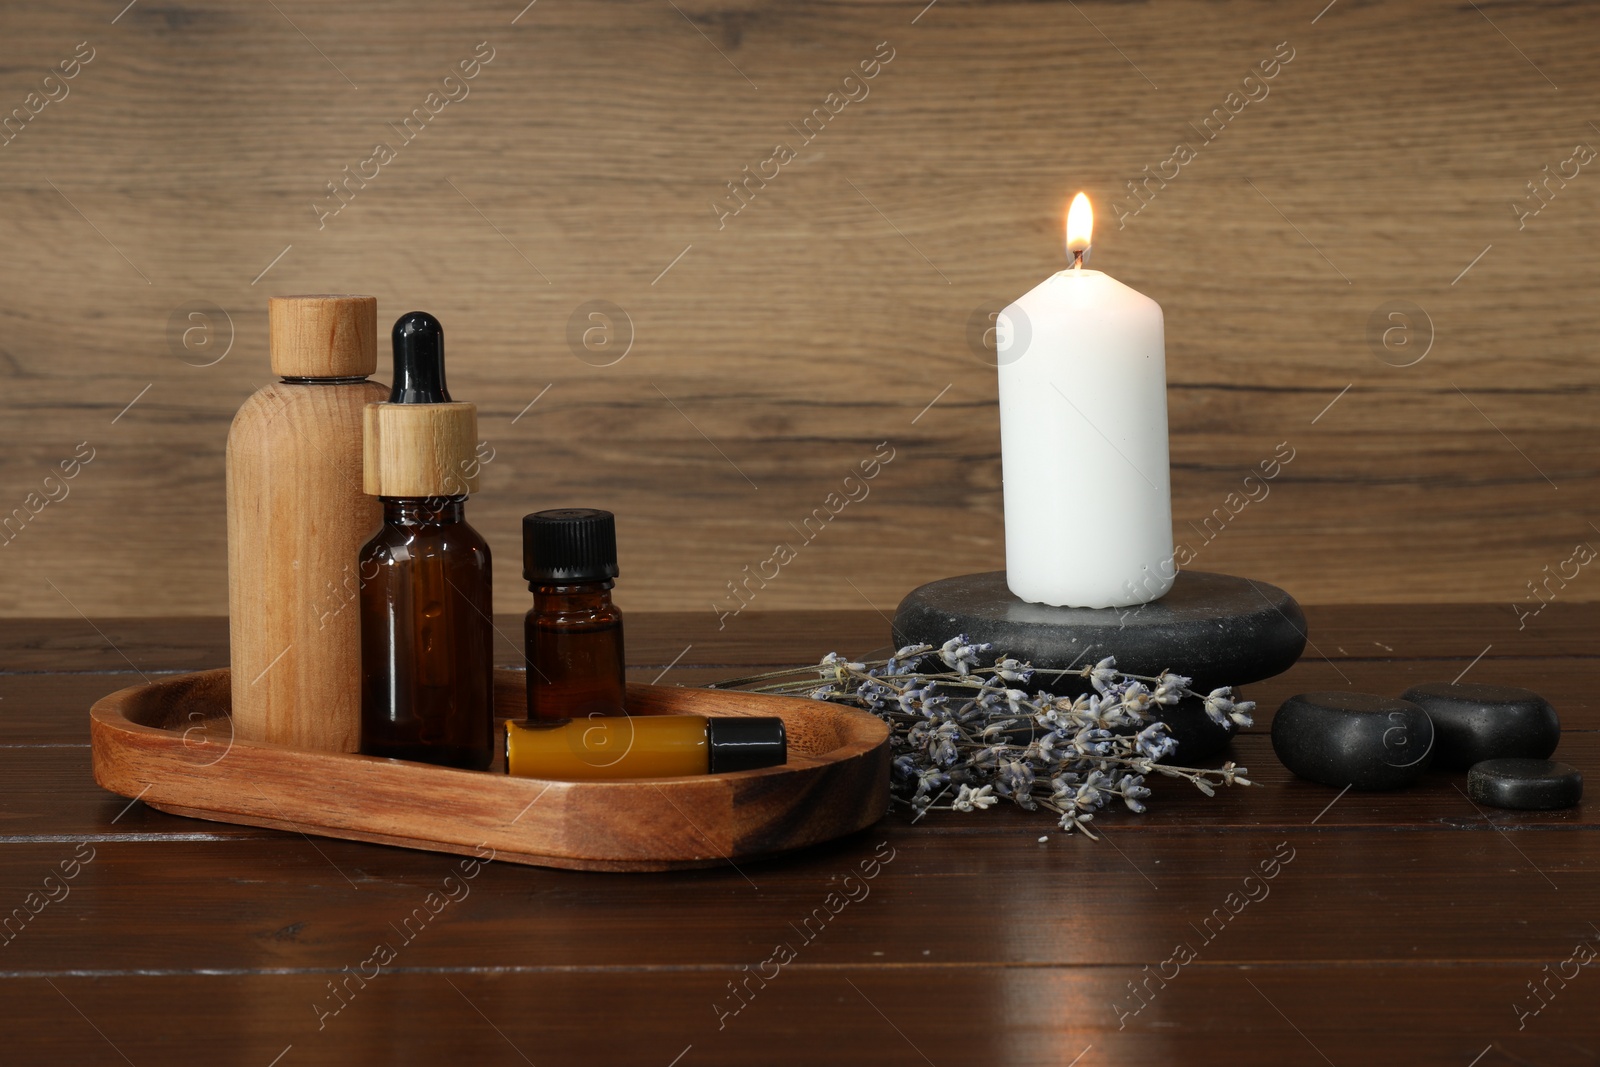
[
  {"left": 1467, "top": 758, "right": 1583, "bottom": 811},
  {"left": 892, "top": 570, "right": 1306, "bottom": 692},
  {"left": 1398, "top": 682, "right": 1560, "bottom": 771},
  {"left": 1270, "top": 692, "right": 1434, "bottom": 790}
]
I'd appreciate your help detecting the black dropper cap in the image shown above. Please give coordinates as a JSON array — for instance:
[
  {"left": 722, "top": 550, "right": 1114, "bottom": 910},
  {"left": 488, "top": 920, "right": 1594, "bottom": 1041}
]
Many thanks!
[
  {"left": 389, "top": 311, "right": 452, "bottom": 403},
  {"left": 523, "top": 509, "right": 620, "bottom": 584},
  {"left": 707, "top": 716, "right": 787, "bottom": 773}
]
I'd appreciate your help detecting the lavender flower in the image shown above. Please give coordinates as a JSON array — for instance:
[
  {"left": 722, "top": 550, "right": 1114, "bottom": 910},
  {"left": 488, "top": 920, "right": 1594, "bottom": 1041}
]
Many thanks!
[
  {"left": 939, "top": 635, "right": 990, "bottom": 675},
  {"left": 1059, "top": 809, "right": 1096, "bottom": 833},
  {"left": 995, "top": 657, "right": 1034, "bottom": 685},
  {"left": 1028, "top": 729, "right": 1065, "bottom": 762},
  {"left": 995, "top": 758, "right": 1036, "bottom": 798},
  {"left": 897, "top": 686, "right": 931, "bottom": 715},
  {"left": 855, "top": 679, "right": 896, "bottom": 712},
  {"left": 819, "top": 652, "right": 866, "bottom": 679},
  {"left": 886, "top": 644, "right": 933, "bottom": 674},
  {"left": 1087, "top": 655, "right": 1119, "bottom": 694},
  {"left": 1074, "top": 769, "right": 1109, "bottom": 810},
  {"left": 1153, "top": 671, "right": 1191, "bottom": 706},
  {"left": 927, "top": 721, "right": 963, "bottom": 766},
  {"left": 1134, "top": 722, "right": 1177, "bottom": 761},
  {"left": 1078, "top": 693, "right": 1130, "bottom": 730},
  {"left": 913, "top": 766, "right": 950, "bottom": 799},
  {"left": 1120, "top": 774, "right": 1151, "bottom": 813},
  {"left": 952, "top": 784, "right": 997, "bottom": 812},
  {"left": 719, "top": 647, "right": 1253, "bottom": 840},
  {"left": 1203, "top": 688, "right": 1256, "bottom": 729}
]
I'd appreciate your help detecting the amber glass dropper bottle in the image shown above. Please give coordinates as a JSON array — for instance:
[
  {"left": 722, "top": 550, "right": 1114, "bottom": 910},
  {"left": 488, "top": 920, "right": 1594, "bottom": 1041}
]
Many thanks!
[
  {"left": 358, "top": 312, "right": 494, "bottom": 770},
  {"left": 523, "top": 509, "right": 626, "bottom": 722}
]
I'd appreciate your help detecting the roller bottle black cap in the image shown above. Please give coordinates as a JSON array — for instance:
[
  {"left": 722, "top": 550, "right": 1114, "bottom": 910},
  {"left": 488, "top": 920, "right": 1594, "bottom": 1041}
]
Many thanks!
[
  {"left": 389, "top": 311, "right": 452, "bottom": 404},
  {"left": 707, "top": 717, "right": 787, "bottom": 773},
  {"left": 524, "top": 508, "right": 620, "bottom": 584}
]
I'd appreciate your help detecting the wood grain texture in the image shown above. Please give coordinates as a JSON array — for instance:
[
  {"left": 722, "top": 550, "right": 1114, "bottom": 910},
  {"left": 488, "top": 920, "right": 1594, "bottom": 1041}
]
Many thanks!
[
  {"left": 16, "top": 732, "right": 1600, "bottom": 840},
  {"left": 362, "top": 400, "right": 480, "bottom": 496},
  {"left": 226, "top": 377, "right": 386, "bottom": 750},
  {"left": 4, "top": 600, "right": 1594, "bottom": 670},
  {"left": 266, "top": 294, "right": 377, "bottom": 377},
  {"left": 88, "top": 668, "right": 891, "bottom": 870},
  {"left": 1, "top": 1, "right": 1598, "bottom": 618},
  {"left": 3, "top": 830, "right": 1598, "bottom": 971},
  {"left": 2, "top": 968, "right": 1599, "bottom": 1067},
  {"left": 13, "top": 654, "right": 1600, "bottom": 749},
  {"left": 2, "top": 607, "right": 1599, "bottom": 1063}
]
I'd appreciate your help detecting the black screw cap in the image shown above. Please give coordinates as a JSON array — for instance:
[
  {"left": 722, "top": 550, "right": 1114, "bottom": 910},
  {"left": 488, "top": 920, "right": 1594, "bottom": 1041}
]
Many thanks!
[{"left": 523, "top": 508, "right": 620, "bottom": 584}]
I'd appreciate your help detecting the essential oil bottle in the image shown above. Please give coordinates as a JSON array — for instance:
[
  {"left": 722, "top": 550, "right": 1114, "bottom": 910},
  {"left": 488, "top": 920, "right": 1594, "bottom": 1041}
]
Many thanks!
[
  {"left": 504, "top": 715, "right": 786, "bottom": 780},
  {"left": 523, "top": 509, "right": 626, "bottom": 721},
  {"left": 358, "top": 312, "right": 494, "bottom": 770}
]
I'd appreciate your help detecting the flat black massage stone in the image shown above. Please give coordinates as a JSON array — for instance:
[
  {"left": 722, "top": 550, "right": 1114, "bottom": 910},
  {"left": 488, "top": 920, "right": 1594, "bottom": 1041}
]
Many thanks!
[
  {"left": 1398, "top": 681, "right": 1560, "bottom": 771},
  {"left": 1271, "top": 692, "right": 1435, "bottom": 790},
  {"left": 1467, "top": 758, "right": 1583, "bottom": 811},
  {"left": 892, "top": 571, "right": 1307, "bottom": 760}
]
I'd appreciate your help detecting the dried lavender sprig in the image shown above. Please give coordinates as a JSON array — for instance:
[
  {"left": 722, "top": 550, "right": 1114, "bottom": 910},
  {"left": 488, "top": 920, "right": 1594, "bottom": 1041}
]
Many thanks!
[
  {"left": 719, "top": 648, "right": 1255, "bottom": 730},
  {"left": 712, "top": 639, "right": 1254, "bottom": 840}
]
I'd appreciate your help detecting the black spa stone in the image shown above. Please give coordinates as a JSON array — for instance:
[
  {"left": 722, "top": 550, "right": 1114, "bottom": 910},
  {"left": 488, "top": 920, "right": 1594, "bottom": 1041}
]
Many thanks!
[
  {"left": 1467, "top": 758, "right": 1583, "bottom": 811},
  {"left": 892, "top": 570, "right": 1306, "bottom": 693},
  {"left": 1398, "top": 682, "right": 1560, "bottom": 771},
  {"left": 1270, "top": 692, "right": 1434, "bottom": 790}
]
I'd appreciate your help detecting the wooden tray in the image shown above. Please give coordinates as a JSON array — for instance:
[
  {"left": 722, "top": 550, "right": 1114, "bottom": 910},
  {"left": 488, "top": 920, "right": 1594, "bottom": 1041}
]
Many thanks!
[{"left": 90, "top": 669, "right": 890, "bottom": 872}]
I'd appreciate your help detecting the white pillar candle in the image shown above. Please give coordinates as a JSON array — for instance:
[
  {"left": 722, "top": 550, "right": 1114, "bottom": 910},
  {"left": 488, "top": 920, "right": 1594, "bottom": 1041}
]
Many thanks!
[{"left": 996, "top": 193, "right": 1174, "bottom": 609}]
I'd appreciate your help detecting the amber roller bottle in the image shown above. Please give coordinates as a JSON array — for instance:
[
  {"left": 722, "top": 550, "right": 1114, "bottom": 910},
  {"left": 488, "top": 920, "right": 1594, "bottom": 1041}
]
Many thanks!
[
  {"left": 227, "top": 295, "right": 387, "bottom": 752},
  {"left": 358, "top": 312, "right": 494, "bottom": 770},
  {"left": 522, "top": 509, "right": 627, "bottom": 722},
  {"left": 504, "top": 715, "right": 787, "bottom": 780}
]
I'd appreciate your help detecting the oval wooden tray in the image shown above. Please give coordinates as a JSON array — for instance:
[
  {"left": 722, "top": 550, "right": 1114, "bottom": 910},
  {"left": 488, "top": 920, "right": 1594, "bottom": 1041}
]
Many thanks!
[{"left": 90, "top": 669, "right": 889, "bottom": 872}]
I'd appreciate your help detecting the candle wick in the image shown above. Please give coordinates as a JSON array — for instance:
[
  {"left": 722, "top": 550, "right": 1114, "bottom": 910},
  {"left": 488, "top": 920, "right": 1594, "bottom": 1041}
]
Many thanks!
[{"left": 1070, "top": 249, "right": 1085, "bottom": 271}]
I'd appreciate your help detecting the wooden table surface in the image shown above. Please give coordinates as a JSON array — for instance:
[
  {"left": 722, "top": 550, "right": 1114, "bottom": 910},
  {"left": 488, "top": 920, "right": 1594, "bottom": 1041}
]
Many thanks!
[{"left": 2, "top": 605, "right": 1596, "bottom": 1065}]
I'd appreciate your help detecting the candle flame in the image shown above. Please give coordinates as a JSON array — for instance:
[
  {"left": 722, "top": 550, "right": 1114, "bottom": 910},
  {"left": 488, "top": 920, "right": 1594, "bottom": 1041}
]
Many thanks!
[{"left": 1065, "top": 192, "right": 1093, "bottom": 257}]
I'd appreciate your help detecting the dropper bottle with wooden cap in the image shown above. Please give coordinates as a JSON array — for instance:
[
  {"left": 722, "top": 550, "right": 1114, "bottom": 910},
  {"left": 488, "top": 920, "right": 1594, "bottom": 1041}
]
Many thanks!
[
  {"left": 359, "top": 311, "right": 494, "bottom": 771},
  {"left": 227, "top": 295, "right": 388, "bottom": 752}
]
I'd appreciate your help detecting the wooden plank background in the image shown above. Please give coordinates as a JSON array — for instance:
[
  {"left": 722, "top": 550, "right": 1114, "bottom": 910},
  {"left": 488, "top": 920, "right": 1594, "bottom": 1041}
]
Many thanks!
[{"left": 0, "top": 0, "right": 1595, "bottom": 619}]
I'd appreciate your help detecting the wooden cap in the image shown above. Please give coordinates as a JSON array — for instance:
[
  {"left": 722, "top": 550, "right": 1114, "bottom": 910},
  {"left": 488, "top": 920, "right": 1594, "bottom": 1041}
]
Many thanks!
[
  {"left": 363, "top": 402, "right": 480, "bottom": 497},
  {"left": 268, "top": 295, "right": 378, "bottom": 378}
]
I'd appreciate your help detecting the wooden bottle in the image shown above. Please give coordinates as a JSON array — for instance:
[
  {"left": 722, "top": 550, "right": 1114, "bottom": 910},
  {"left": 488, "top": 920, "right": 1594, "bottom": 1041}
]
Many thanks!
[{"left": 227, "top": 295, "right": 388, "bottom": 752}]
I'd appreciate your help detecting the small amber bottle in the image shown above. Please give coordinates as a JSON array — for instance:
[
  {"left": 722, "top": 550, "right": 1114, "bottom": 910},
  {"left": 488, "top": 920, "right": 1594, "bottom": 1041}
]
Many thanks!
[
  {"left": 358, "top": 312, "right": 494, "bottom": 771},
  {"left": 523, "top": 509, "right": 626, "bottom": 722},
  {"left": 505, "top": 715, "right": 786, "bottom": 780}
]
